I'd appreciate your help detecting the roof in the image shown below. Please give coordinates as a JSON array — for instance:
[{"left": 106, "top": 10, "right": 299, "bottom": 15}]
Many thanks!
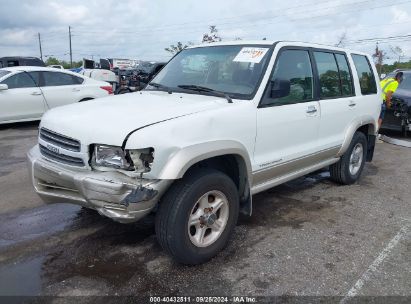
[
  {"left": 1, "top": 66, "right": 67, "bottom": 72},
  {"left": 0, "top": 56, "right": 42, "bottom": 60},
  {"left": 187, "top": 40, "right": 370, "bottom": 56},
  {"left": 0, "top": 66, "right": 83, "bottom": 77}
]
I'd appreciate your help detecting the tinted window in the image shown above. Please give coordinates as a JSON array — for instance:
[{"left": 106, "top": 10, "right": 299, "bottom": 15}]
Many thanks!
[
  {"left": 28, "top": 72, "right": 42, "bottom": 86},
  {"left": 7, "top": 60, "right": 19, "bottom": 67},
  {"left": 313, "top": 52, "right": 341, "bottom": 98},
  {"left": 351, "top": 54, "right": 377, "bottom": 95},
  {"left": 261, "top": 49, "right": 313, "bottom": 106},
  {"left": 1, "top": 72, "right": 37, "bottom": 89},
  {"left": 43, "top": 72, "right": 82, "bottom": 86},
  {"left": 0, "top": 62, "right": 3, "bottom": 68},
  {"left": 335, "top": 54, "right": 353, "bottom": 96}
]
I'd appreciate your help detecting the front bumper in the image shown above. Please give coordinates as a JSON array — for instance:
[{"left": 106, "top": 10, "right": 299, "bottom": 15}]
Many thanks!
[{"left": 27, "top": 145, "right": 171, "bottom": 223}]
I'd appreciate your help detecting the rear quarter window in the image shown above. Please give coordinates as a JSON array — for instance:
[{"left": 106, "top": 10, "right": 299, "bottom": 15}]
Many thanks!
[{"left": 351, "top": 54, "right": 377, "bottom": 95}]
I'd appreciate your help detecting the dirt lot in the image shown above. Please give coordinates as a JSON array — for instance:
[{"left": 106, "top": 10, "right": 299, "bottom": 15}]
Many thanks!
[{"left": 0, "top": 122, "right": 410, "bottom": 301}]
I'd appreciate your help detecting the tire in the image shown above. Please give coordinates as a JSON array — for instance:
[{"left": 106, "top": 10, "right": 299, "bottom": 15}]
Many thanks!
[
  {"left": 155, "top": 168, "right": 239, "bottom": 265},
  {"left": 330, "top": 131, "right": 368, "bottom": 185}
]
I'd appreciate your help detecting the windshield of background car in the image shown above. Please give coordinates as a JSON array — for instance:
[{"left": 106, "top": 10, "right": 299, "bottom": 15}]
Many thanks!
[
  {"left": 398, "top": 73, "right": 411, "bottom": 89},
  {"left": 137, "top": 62, "right": 155, "bottom": 73},
  {"left": 385, "top": 72, "right": 411, "bottom": 90},
  {"left": 147, "top": 45, "right": 272, "bottom": 99},
  {"left": 0, "top": 70, "right": 11, "bottom": 79}
]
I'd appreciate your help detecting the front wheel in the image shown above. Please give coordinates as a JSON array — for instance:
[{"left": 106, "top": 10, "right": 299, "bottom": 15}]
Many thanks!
[
  {"left": 330, "top": 131, "right": 368, "bottom": 185},
  {"left": 155, "top": 168, "right": 239, "bottom": 265}
]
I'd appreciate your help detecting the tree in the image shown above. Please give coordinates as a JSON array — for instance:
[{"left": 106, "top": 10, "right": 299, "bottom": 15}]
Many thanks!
[
  {"left": 335, "top": 32, "right": 347, "bottom": 48},
  {"left": 372, "top": 43, "right": 388, "bottom": 76},
  {"left": 202, "top": 25, "right": 222, "bottom": 43},
  {"left": 45, "top": 56, "right": 82, "bottom": 69},
  {"left": 45, "top": 57, "right": 60, "bottom": 66},
  {"left": 164, "top": 41, "right": 192, "bottom": 55},
  {"left": 390, "top": 46, "right": 404, "bottom": 63}
]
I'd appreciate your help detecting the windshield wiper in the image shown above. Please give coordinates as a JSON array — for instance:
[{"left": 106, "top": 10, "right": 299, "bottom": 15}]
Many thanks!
[
  {"left": 147, "top": 82, "right": 172, "bottom": 94},
  {"left": 177, "top": 85, "right": 233, "bottom": 103}
]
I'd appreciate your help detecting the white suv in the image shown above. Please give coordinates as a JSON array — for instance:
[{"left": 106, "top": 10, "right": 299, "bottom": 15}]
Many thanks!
[{"left": 27, "top": 41, "right": 381, "bottom": 264}]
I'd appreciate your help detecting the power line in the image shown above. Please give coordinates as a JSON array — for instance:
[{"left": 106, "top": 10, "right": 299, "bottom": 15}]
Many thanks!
[{"left": 72, "top": 0, "right": 411, "bottom": 36}]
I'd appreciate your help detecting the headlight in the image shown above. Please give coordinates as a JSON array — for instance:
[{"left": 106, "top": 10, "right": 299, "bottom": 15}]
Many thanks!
[
  {"left": 91, "top": 144, "right": 154, "bottom": 173},
  {"left": 92, "top": 145, "right": 133, "bottom": 170}
]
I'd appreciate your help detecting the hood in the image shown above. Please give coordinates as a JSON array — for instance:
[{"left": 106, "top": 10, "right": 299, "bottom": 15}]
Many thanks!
[
  {"left": 40, "top": 90, "right": 228, "bottom": 146},
  {"left": 393, "top": 89, "right": 411, "bottom": 104}
]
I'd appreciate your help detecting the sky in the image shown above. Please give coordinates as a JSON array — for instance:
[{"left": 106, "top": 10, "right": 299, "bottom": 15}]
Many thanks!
[{"left": 0, "top": 0, "right": 410, "bottom": 64}]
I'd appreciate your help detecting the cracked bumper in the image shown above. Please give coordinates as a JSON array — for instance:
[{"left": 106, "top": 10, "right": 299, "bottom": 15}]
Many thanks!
[{"left": 27, "top": 145, "right": 171, "bottom": 223}]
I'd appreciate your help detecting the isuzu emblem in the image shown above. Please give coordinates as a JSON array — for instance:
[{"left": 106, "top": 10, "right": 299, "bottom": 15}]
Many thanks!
[{"left": 46, "top": 144, "right": 59, "bottom": 154}]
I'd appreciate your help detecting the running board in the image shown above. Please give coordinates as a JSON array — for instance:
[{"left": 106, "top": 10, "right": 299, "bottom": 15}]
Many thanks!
[{"left": 251, "top": 158, "right": 339, "bottom": 195}]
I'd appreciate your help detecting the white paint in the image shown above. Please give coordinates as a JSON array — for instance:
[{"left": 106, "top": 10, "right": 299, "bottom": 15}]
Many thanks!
[{"left": 340, "top": 225, "right": 409, "bottom": 303}]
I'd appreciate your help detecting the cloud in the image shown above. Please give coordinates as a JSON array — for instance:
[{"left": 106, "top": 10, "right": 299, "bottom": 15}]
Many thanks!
[{"left": 0, "top": 0, "right": 410, "bottom": 63}]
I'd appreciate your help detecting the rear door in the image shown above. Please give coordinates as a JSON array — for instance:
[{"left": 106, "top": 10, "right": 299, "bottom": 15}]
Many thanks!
[
  {"left": 253, "top": 48, "right": 321, "bottom": 188},
  {"left": 0, "top": 72, "right": 46, "bottom": 122},
  {"left": 40, "top": 71, "right": 85, "bottom": 108},
  {"left": 313, "top": 50, "right": 356, "bottom": 150}
]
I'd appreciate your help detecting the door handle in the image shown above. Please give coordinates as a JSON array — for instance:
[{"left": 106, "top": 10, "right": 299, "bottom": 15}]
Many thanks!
[
  {"left": 31, "top": 92, "right": 42, "bottom": 96},
  {"left": 349, "top": 101, "right": 356, "bottom": 107},
  {"left": 72, "top": 88, "right": 81, "bottom": 92},
  {"left": 306, "top": 106, "right": 317, "bottom": 114}
]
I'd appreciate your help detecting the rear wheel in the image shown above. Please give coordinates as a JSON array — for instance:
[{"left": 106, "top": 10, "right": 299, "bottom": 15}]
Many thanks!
[
  {"left": 330, "top": 131, "right": 367, "bottom": 185},
  {"left": 155, "top": 168, "right": 239, "bottom": 265}
]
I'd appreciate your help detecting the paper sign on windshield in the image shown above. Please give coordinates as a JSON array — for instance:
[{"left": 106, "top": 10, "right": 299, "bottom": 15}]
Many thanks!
[{"left": 233, "top": 47, "right": 269, "bottom": 63}]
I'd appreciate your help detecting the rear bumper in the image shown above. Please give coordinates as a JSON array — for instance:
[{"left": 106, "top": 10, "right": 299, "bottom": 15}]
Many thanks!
[{"left": 27, "top": 145, "right": 171, "bottom": 223}]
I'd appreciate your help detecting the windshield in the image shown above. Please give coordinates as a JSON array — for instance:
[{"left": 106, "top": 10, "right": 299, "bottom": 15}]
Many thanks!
[
  {"left": 0, "top": 70, "right": 11, "bottom": 79},
  {"left": 146, "top": 45, "right": 272, "bottom": 99},
  {"left": 399, "top": 73, "right": 411, "bottom": 90}
]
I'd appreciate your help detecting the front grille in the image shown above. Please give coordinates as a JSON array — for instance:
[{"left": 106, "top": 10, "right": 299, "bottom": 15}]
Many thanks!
[
  {"left": 40, "top": 128, "right": 81, "bottom": 152},
  {"left": 39, "top": 144, "right": 85, "bottom": 167}
]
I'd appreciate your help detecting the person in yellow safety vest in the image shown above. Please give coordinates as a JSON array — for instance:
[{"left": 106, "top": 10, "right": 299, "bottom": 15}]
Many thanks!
[{"left": 379, "top": 71, "right": 403, "bottom": 129}]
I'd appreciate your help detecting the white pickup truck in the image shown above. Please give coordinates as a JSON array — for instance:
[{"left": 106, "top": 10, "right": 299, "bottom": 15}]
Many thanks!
[{"left": 28, "top": 41, "right": 381, "bottom": 264}]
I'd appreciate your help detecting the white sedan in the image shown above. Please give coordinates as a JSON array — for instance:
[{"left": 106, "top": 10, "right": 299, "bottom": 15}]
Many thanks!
[{"left": 0, "top": 66, "right": 113, "bottom": 124}]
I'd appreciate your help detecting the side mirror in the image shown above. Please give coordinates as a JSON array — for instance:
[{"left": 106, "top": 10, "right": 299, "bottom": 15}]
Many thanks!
[
  {"left": 270, "top": 79, "right": 290, "bottom": 98},
  {"left": 0, "top": 84, "right": 8, "bottom": 91}
]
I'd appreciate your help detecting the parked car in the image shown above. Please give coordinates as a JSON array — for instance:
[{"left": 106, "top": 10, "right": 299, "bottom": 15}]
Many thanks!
[
  {"left": 0, "top": 56, "right": 45, "bottom": 68},
  {"left": 0, "top": 66, "right": 113, "bottom": 124},
  {"left": 380, "top": 69, "right": 411, "bottom": 135},
  {"left": 115, "top": 62, "right": 166, "bottom": 94},
  {"left": 78, "top": 58, "right": 118, "bottom": 91},
  {"left": 28, "top": 41, "right": 380, "bottom": 264},
  {"left": 134, "top": 61, "right": 166, "bottom": 87}
]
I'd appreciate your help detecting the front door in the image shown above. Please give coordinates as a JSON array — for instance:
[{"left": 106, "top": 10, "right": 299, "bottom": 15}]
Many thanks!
[
  {"left": 0, "top": 72, "right": 46, "bottom": 122},
  {"left": 253, "top": 48, "right": 320, "bottom": 188}
]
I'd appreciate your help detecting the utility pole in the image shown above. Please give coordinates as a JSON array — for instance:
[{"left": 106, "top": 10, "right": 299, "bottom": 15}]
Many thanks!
[
  {"left": 69, "top": 26, "right": 73, "bottom": 68},
  {"left": 38, "top": 33, "right": 43, "bottom": 61}
]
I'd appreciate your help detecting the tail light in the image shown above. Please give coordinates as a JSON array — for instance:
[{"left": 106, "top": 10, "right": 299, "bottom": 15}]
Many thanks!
[{"left": 100, "top": 86, "right": 113, "bottom": 95}]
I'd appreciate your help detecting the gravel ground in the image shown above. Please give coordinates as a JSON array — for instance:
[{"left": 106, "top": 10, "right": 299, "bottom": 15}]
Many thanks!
[{"left": 0, "top": 122, "right": 410, "bottom": 302}]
